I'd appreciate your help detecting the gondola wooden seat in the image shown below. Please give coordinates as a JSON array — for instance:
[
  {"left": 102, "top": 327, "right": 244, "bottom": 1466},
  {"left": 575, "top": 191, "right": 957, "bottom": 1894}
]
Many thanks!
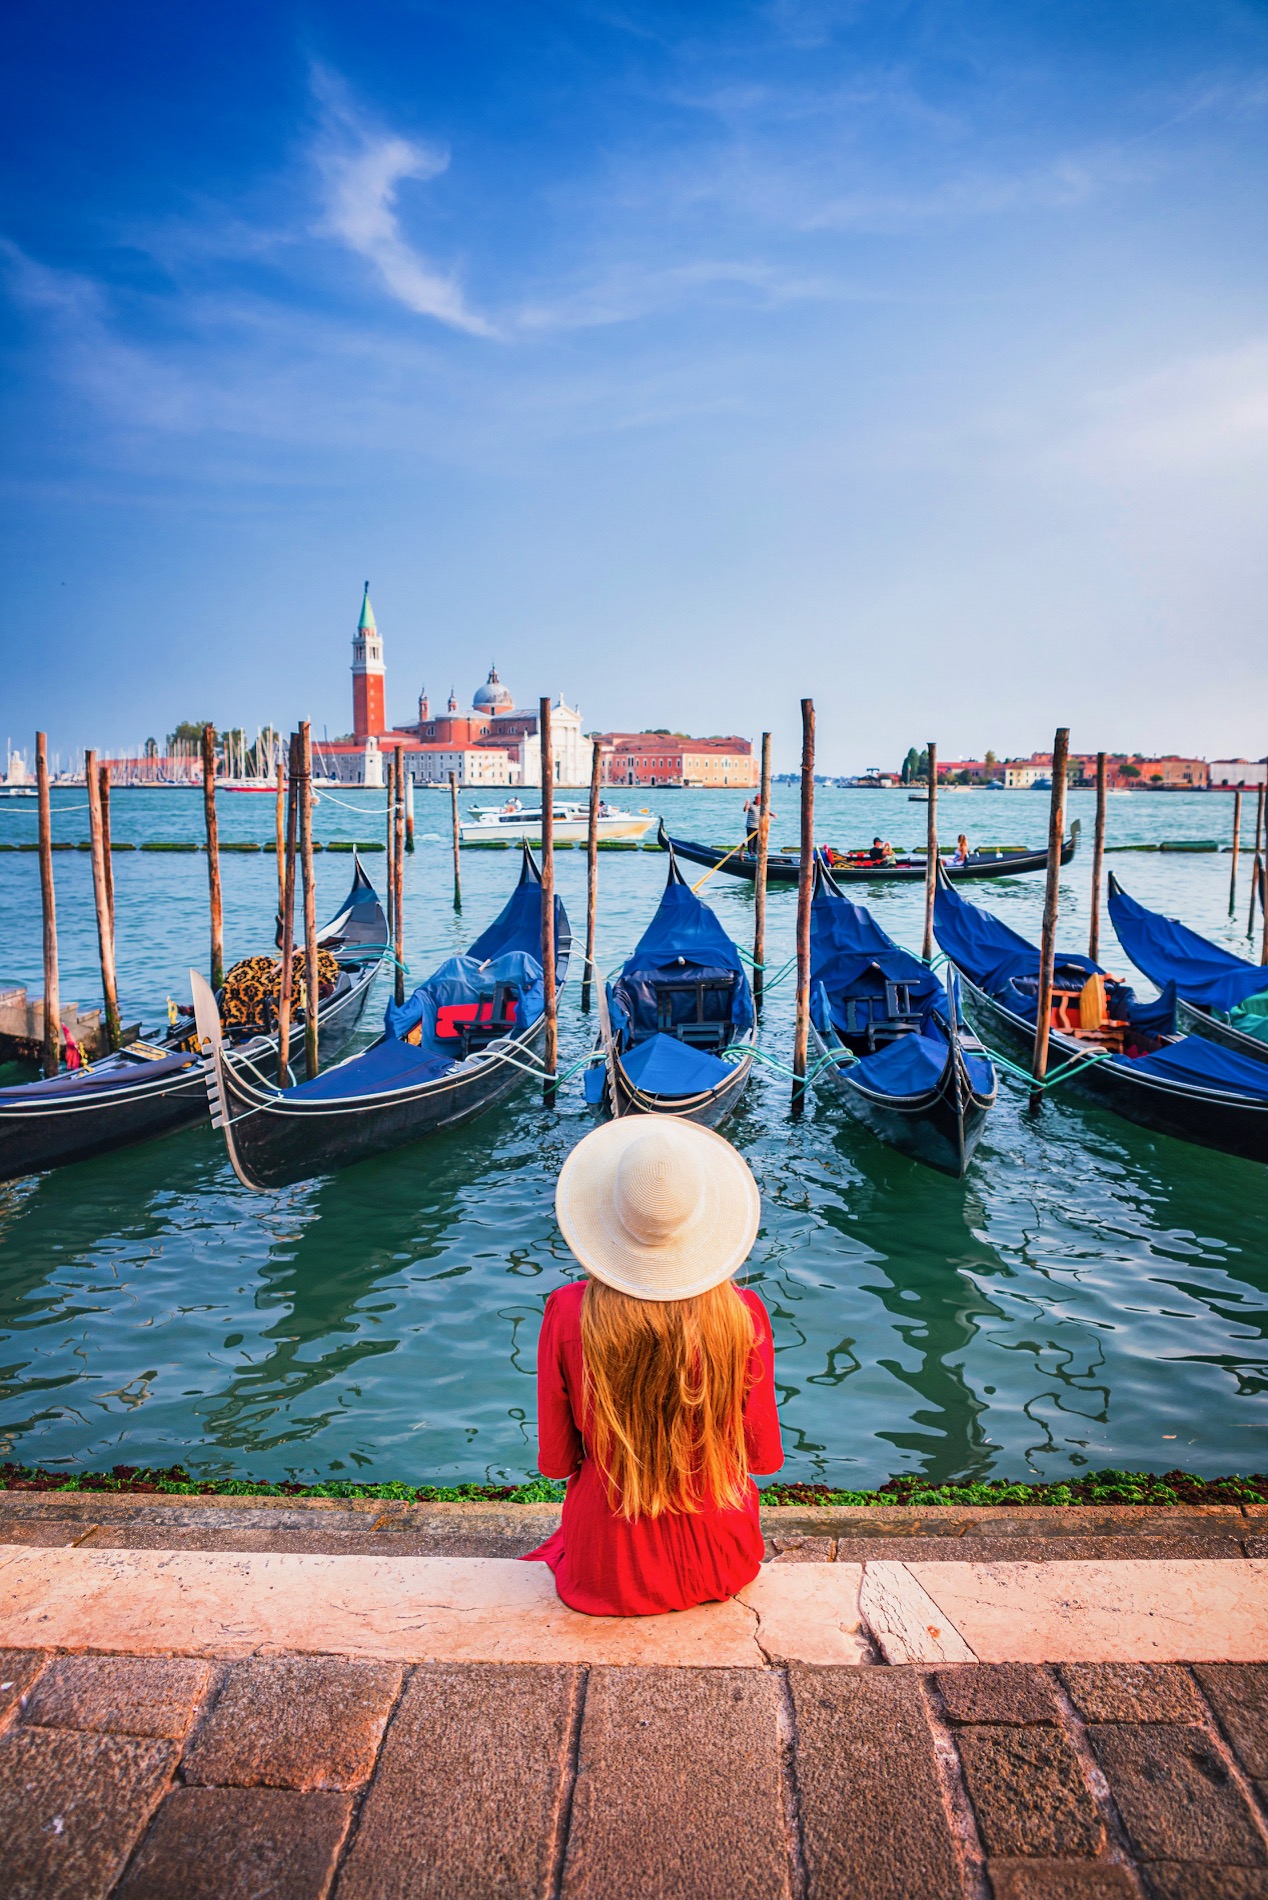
[
  {"left": 653, "top": 975, "right": 736, "bottom": 1051},
  {"left": 435, "top": 984, "right": 520, "bottom": 1059}
]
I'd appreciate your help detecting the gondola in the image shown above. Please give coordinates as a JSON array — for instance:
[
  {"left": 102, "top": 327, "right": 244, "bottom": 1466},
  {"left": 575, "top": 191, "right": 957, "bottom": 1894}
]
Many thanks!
[
  {"left": 196, "top": 846, "right": 569, "bottom": 1190},
  {"left": 586, "top": 853, "right": 755, "bottom": 1126},
  {"left": 934, "top": 874, "right": 1268, "bottom": 1166},
  {"left": 0, "top": 857, "right": 387, "bottom": 1183},
  {"left": 807, "top": 863, "right": 996, "bottom": 1175},
  {"left": 657, "top": 817, "right": 1080, "bottom": 885},
  {"left": 1107, "top": 874, "right": 1268, "bottom": 1064}
]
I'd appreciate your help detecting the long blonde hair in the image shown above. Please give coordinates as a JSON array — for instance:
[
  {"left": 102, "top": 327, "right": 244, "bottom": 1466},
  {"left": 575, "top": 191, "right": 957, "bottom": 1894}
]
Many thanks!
[{"left": 580, "top": 1278, "right": 756, "bottom": 1520}]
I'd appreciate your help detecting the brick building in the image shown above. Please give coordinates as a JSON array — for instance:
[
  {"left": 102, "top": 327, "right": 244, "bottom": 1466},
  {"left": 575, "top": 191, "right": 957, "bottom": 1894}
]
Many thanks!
[{"left": 593, "top": 733, "right": 758, "bottom": 789}]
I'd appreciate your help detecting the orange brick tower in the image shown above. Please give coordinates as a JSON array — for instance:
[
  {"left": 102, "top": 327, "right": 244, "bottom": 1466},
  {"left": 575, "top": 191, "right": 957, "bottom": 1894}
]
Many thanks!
[{"left": 351, "top": 583, "right": 385, "bottom": 741}]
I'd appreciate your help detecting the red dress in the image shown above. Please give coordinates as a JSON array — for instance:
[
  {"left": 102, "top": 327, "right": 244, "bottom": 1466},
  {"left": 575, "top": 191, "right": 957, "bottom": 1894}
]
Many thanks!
[{"left": 522, "top": 1281, "right": 784, "bottom": 1616}]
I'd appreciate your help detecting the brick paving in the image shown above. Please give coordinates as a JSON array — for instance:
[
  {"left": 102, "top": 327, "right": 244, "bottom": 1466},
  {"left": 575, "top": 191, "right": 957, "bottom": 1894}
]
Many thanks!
[{"left": 4, "top": 1498, "right": 1268, "bottom": 1895}]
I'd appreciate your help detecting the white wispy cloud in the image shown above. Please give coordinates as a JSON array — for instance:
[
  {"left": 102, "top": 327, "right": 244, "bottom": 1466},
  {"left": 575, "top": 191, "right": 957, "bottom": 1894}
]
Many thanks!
[{"left": 310, "top": 70, "right": 497, "bottom": 339}]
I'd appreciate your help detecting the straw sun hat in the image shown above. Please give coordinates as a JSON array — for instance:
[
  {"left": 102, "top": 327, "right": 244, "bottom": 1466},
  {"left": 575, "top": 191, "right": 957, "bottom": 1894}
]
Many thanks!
[{"left": 555, "top": 1116, "right": 761, "bottom": 1301}]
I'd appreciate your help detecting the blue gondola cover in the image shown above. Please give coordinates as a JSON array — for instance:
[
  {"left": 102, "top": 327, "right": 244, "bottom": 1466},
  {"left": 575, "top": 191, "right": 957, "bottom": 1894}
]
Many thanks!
[
  {"left": 619, "top": 1032, "right": 736, "bottom": 1095},
  {"left": 609, "top": 871, "right": 753, "bottom": 1043},
  {"left": 810, "top": 880, "right": 945, "bottom": 1033},
  {"left": 1113, "top": 1036, "right": 1268, "bottom": 1100},
  {"left": 934, "top": 879, "right": 1175, "bottom": 1030},
  {"left": 1108, "top": 879, "right": 1268, "bottom": 1014}
]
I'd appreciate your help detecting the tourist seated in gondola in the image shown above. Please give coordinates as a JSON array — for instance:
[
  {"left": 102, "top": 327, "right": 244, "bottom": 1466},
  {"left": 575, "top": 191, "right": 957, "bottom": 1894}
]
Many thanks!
[
  {"left": 950, "top": 834, "right": 971, "bottom": 866},
  {"left": 524, "top": 1117, "right": 782, "bottom": 1616},
  {"left": 869, "top": 837, "right": 894, "bottom": 864}
]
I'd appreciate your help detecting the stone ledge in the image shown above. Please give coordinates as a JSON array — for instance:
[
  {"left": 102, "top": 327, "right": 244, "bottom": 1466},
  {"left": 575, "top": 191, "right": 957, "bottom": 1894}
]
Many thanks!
[{"left": 3, "top": 1546, "right": 1267, "bottom": 1669}]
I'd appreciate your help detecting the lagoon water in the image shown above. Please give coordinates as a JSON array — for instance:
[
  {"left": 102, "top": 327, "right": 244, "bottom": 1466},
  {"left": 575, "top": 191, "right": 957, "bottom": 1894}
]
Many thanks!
[{"left": 1, "top": 782, "right": 1265, "bottom": 1489}]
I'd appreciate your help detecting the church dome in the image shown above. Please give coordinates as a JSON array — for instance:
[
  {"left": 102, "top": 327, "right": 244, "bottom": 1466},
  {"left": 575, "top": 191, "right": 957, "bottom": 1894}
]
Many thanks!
[{"left": 473, "top": 664, "right": 514, "bottom": 715}]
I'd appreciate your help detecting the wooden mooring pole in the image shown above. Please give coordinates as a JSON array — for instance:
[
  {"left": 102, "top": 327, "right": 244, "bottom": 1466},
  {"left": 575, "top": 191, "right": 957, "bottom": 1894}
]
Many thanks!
[
  {"left": 540, "top": 697, "right": 557, "bottom": 1107},
  {"left": 753, "top": 731, "right": 772, "bottom": 1013},
  {"left": 299, "top": 722, "right": 319, "bottom": 1079},
  {"left": 85, "top": 748, "right": 121, "bottom": 1052},
  {"left": 791, "top": 698, "right": 815, "bottom": 1113},
  {"left": 98, "top": 761, "right": 114, "bottom": 938},
  {"left": 277, "top": 735, "right": 298, "bottom": 1085},
  {"left": 274, "top": 759, "right": 287, "bottom": 928},
  {"left": 393, "top": 745, "right": 406, "bottom": 1008},
  {"left": 922, "top": 741, "right": 938, "bottom": 963},
  {"left": 449, "top": 771, "right": 462, "bottom": 911},
  {"left": 1229, "top": 789, "right": 1242, "bottom": 917},
  {"left": 405, "top": 769, "right": 415, "bottom": 854},
  {"left": 36, "top": 731, "right": 59, "bottom": 1078},
  {"left": 1031, "top": 727, "right": 1070, "bottom": 1109},
  {"left": 384, "top": 752, "right": 396, "bottom": 943},
  {"left": 1089, "top": 750, "right": 1107, "bottom": 961},
  {"left": 1250, "top": 783, "right": 1265, "bottom": 942},
  {"left": 202, "top": 724, "right": 224, "bottom": 990},
  {"left": 581, "top": 739, "right": 601, "bottom": 1013}
]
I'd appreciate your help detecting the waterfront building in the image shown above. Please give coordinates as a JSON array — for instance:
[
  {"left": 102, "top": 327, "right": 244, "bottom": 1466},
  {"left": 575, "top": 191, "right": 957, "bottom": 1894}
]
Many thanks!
[
  {"left": 593, "top": 733, "right": 758, "bottom": 789},
  {"left": 1211, "top": 759, "right": 1268, "bottom": 788},
  {"left": 323, "top": 590, "right": 588, "bottom": 785}
]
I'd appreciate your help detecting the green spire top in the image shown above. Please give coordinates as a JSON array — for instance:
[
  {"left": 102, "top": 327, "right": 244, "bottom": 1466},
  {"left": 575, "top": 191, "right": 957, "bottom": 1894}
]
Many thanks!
[{"left": 358, "top": 582, "right": 376, "bottom": 634}]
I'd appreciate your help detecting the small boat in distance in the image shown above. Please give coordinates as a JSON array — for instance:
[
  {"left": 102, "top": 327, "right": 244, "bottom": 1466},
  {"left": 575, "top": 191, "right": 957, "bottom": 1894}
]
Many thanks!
[
  {"left": 0, "top": 857, "right": 387, "bottom": 1183},
  {"left": 196, "top": 847, "right": 569, "bottom": 1190},
  {"left": 934, "top": 873, "right": 1268, "bottom": 1166},
  {"left": 808, "top": 863, "right": 996, "bottom": 1175},
  {"left": 1107, "top": 874, "right": 1268, "bottom": 1063},
  {"left": 461, "top": 800, "right": 653, "bottom": 845},
  {"left": 658, "top": 818, "right": 1079, "bottom": 886},
  {"left": 588, "top": 854, "right": 755, "bottom": 1126}
]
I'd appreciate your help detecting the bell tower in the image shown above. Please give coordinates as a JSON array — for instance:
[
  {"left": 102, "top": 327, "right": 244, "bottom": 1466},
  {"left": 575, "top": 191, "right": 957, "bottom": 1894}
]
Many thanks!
[{"left": 351, "top": 583, "right": 385, "bottom": 740}]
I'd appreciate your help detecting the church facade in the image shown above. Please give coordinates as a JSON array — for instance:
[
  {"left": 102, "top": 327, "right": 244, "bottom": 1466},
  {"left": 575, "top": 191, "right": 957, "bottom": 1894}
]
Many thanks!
[{"left": 321, "top": 586, "right": 588, "bottom": 787}]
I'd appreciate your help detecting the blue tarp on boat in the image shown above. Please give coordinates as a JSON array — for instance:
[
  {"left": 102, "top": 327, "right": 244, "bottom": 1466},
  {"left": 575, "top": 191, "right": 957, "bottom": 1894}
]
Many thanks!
[
  {"left": 620, "top": 1032, "right": 736, "bottom": 1096},
  {"left": 1115, "top": 1035, "right": 1268, "bottom": 1100},
  {"left": 286, "top": 1039, "right": 455, "bottom": 1100},
  {"left": 609, "top": 865, "right": 753, "bottom": 1043},
  {"left": 845, "top": 1033, "right": 993, "bottom": 1100},
  {"left": 935, "top": 878, "right": 1175, "bottom": 1031},
  {"left": 934, "top": 879, "right": 1100, "bottom": 995},
  {"left": 1108, "top": 878, "right": 1268, "bottom": 1014},
  {"left": 810, "top": 880, "right": 943, "bottom": 1029}
]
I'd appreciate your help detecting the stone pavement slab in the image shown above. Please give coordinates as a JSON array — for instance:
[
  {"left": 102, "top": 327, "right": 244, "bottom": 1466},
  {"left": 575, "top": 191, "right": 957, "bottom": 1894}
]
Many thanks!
[
  {"left": 181, "top": 1656, "right": 402, "bottom": 1790},
  {"left": 561, "top": 1666, "right": 789, "bottom": 1899},
  {"left": 911, "top": 1558, "right": 1268, "bottom": 1663},
  {"left": 22, "top": 1655, "right": 209, "bottom": 1739},
  {"left": 737, "top": 1562, "right": 870, "bottom": 1663},
  {"left": 0, "top": 1724, "right": 177, "bottom": 1900},
  {"left": 1087, "top": 1720, "right": 1268, "bottom": 1869},
  {"left": 788, "top": 1664, "right": 963, "bottom": 1899},
  {"left": 335, "top": 1662, "right": 578, "bottom": 1900},
  {"left": 114, "top": 1786, "right": 352, "bottom": 1900}
]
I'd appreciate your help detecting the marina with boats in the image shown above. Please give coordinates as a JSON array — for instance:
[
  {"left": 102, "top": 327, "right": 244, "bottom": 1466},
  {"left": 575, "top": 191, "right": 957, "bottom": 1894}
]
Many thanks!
[{"left": 1, "top": 714, "right": 1266, "bottom": 1494}]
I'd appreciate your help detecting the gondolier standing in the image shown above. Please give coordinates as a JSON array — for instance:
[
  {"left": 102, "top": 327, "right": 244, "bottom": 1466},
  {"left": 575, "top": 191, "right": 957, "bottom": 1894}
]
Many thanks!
[{"left": 743, "top": 793, "right": 773, "bottom": 845}]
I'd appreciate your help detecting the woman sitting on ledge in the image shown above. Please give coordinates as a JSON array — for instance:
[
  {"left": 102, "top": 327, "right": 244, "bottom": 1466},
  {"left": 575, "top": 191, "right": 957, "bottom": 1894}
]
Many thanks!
[{"left": 523, "top": 1117, "right": 782, "bottom": 1616}]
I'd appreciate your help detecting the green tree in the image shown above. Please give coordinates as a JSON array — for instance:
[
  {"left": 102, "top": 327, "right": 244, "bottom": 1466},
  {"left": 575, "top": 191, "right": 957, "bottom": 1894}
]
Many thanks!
[
  {"left": 1121, "top": 762, "right": 1141, "bottom": 779},
  {"left": 167, "top": 721, "right": 213, "bottom": 748},
  {"left": 984, "top": 749, "right": 997, "bottom": 769},
  {"left": 901, "top": 746, "right": 920, "bottom": 784}
]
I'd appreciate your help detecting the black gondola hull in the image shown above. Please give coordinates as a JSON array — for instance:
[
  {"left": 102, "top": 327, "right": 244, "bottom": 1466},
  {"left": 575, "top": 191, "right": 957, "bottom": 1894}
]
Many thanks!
[
  {"left": 809, "top": 1024, "right": 993, "bottom": 1175},
  {"left": 211, "top": 1015, "right": 549, "bottom": 1190},
  {"left": 0, "top": 959, "right": 378, "bottom": 1184},
  {"left": 956, "top": 970, "right": 1268, "bottom": 1166},
  {"left": 659, "top": 822, "right": 1079, "bottom": 886}
]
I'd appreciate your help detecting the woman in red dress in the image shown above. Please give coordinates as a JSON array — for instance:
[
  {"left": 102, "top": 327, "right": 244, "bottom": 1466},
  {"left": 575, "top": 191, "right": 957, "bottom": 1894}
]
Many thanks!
[{"left": 523, "top": 1116, "right": 783, "bottom": 1617}]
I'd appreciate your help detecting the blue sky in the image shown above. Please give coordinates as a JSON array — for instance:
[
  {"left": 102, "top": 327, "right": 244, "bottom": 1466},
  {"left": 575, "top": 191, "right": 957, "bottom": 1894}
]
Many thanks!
[{"left": 3, "top": 0, "right": 1267, "bottom": 772}]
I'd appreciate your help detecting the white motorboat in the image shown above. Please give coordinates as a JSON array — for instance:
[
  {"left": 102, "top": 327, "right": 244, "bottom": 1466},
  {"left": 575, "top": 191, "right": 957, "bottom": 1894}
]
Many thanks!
[{"left": 460, "top": 800, "right": 654, "bottom": 845}]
